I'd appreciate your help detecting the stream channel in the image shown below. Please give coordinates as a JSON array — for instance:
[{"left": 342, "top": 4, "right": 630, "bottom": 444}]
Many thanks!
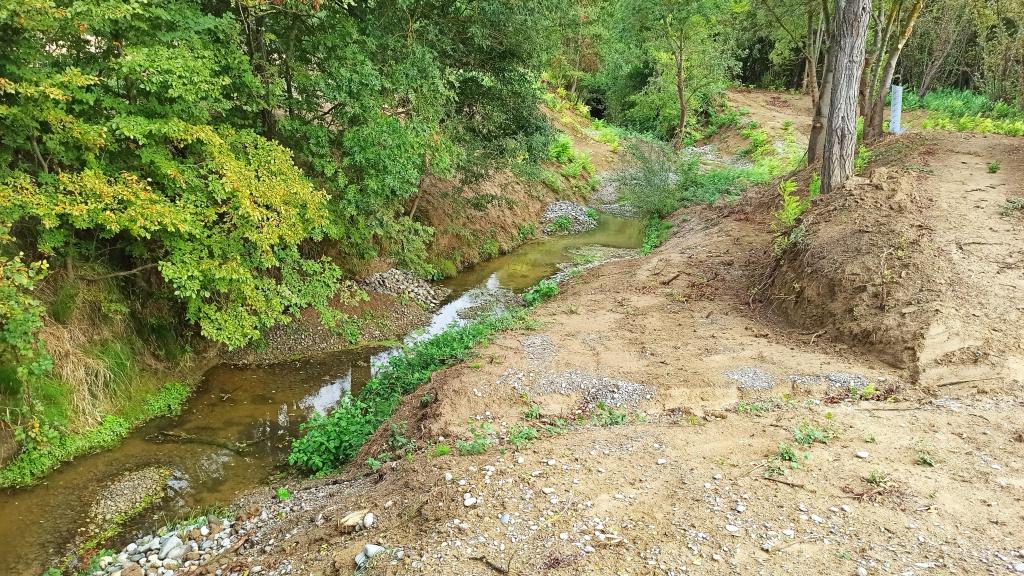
[{"left": 0, "top": 215, "right": 644, "bottom": 575}]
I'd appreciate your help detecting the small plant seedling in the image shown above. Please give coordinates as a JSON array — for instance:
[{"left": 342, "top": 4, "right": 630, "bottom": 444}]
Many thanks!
[
  {"left": 916, "top": 450, "right": 934, "bottom": 467},
  {"left": 866, "top": 470, "right": 890, "bottom": 487},
  {"left": 508, "top": 425, "right": 539, "bottom": 448},
  {"left": 276, "top": 487, "right": 291, "bottom": 501},
  {"left": 431, "top": 443, "right": 451, "bottom": 457},
  {"left": 456, "top": 423, "right": 494, "bottom": 455},
  {"left": 366, "top": 457, "right": 383, "bottom": 472},
  {"left": 987, "top": 161, "right": 1001, "bottom": 173},
  {"left": 736, "top": 401, "right": 773, "bottom": 414},
  {"left": 593, "top": 401, "right": 628, "bottom": 426},
  {"left": 793, "top": 422, "right": 833, "bottom": 447},
  {"left": 523, "top": 404, "right": 541, "bottom": 420},
  {"left": 776, "top": 443, "right": 798, "bottom": 464},
  {"left": 1003, "top": 197, "right": 1024, "bottom": 215}
]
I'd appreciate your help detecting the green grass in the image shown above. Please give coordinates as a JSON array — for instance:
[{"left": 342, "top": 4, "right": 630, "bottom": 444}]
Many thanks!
[
  {"left": 288, "top": 311, "right": 531, "bottom": 474},
  {"left": 0, "top": 381, "right": 191, "bottom": 488},
  {"left": 987, "top": 161, "right": 1001, "bottom": 174},
  {"left": 906, "top": 89, "right": 1024, "bottom": 136}
]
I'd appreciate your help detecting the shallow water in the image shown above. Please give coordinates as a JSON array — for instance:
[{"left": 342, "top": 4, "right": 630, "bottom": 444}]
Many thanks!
[{"left": 0, "top": 215, "right": 643, "bottom": 575}]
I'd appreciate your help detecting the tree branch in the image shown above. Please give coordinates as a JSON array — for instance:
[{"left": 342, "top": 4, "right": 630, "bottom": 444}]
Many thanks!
[{"left": 81, "top": 263, "right": 158, "bottom": 281}]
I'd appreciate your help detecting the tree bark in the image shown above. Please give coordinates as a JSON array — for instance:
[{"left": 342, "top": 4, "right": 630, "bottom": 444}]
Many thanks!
[
  {"left": 674, "top": 32, "right": 687, "bottom": 149},
  {"left": 823, "top": 0, "right": 871, "bottom": 193},
  {"left": 807, "top": 36, "right": 836, "bottom": 163},
  {"left": 864, "top": 0, "right": 923, "bottom": 141}
]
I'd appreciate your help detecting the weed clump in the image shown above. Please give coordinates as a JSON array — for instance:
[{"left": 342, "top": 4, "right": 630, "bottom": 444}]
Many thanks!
[{"left": 288, "top": 312, "right": 528, "bottom": 475}]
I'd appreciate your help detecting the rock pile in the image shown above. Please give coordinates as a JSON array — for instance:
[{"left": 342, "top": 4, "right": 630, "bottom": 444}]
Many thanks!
[
  {"left": 86, "top": 514, "right": 236, "bottom": 576},
  {"left": 542, "top": 201, "right": 598, "bottom": 234},
  {"left": 362, "top": 269, "right": 451, "bottom": 308}
]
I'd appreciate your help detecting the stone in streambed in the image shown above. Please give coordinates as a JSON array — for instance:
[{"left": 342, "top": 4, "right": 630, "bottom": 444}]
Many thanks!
[
  {"left": 158, "top": 536, "right": 183, "bottom": 560},
  {"left": 355, "top": 544, "right": 387, "bottom": 568}
]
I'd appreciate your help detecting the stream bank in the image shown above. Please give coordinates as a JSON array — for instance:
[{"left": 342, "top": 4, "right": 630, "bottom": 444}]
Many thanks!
[{"left": 0, "top": 213, "right": 644, "bottom": 576}]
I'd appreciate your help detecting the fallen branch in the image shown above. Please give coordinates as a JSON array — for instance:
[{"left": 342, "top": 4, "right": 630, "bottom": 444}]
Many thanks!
[
  {"left": 763, "top": 476, "right": 806, "bottom": 488},
  {"left": 147, "top": 431, "right": 253, "bottom": 454},
  {"left": 937, "top": 376, "right": 1000, "bottom": 388},
  {"left": 470, "top": 555, "right": 509, "bottom": 575}
]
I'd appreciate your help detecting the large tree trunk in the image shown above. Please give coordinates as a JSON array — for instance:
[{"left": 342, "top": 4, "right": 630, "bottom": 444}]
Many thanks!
[
  {"left": 865, "top": 0, "right": 924, "bottom": 141},
  {"left": 823, "top": 0, "right": 871, "bottom": 193}
]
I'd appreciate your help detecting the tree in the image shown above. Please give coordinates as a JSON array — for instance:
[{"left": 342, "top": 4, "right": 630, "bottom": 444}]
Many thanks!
[
  {"left": 808, "top": 0, "right": 837, "bottom": 165},
  {"left": 599, "top": 0, "right": 739, "bottom": 143},
  {"left": 861, "top": 0, "right": 925, "bottom": 141},
  {"left": 823, "top": 0, "right": 872, "bottom": 193}
]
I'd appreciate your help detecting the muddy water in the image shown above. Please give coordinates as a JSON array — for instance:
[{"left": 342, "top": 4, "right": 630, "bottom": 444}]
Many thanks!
[{"left": 0, "top": 215, "right": 643, "bottom": 575}]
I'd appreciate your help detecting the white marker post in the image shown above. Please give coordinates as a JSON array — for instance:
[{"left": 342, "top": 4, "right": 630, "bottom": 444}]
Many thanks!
[{"left": 889, "top": 84, "right": 904, "bottom": 134}]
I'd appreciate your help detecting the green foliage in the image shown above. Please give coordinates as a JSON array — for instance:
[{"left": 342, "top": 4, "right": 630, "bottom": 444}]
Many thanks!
[
  {"left": 1004, "top": 197, "right": 1024, "bottom": 215},
  {"left": 431, "top": 443, "right": 451, "bottom": 457},
  {"left": 276, "top": 487, "right": 291, "bottom": 501},
  {"left": 792, "top": 421, "right": 834, "bottom": 447},
  {"left": 640, "top": 217, "right": 673, "bottom": 256},
  {"left": 866, "top": 470, "right": 890, "bottom": 487},
  {"left": 0, "top": 380, "right": 190, "bottom": 487},
  {"left": 776, "top": 443, "right": 798, "bottom": 465},
  {"left": 517, "top": 223, "right": 538, "bottom": 242},
  {"left": 987, "top": 161, "right": 1001, "bottom": 174},
  {"left": 548, "top": 216, "right": 574, "bottom": 234},
  {"left": 288, "top": 311, "right": 528, "bottom": 475},
  {"left": 523, "top": 280, "right": 559, "bottom": 307},
  {"left": 582, "top": 0, "right": 741, "bottom": 141},
  {"left": 456, "top": 423, "right": 495, "bottom": 455},
  {"left": 854, "top": 146, "right": 873, "bottom": 174},
  {"left": 548, "top": 134, "right": 594, "bottom": 179},
  {"left": 508, "top": 424, "right": 540, "bottom": 448},
  {"left": 0, "top": 0, "right": 565, "bottom": 409},
  {"left": 735, "top": 401, "right": 774, "bottom": 414},
  {"left": 772, "top": 177, "right": 819, "bottom": 253},
  {"left": 909, "top": 89, "right": 1024, "bottom": 137},
  {"left": 523, "top": 403, "right": 542, "bottom": 420},
  {"left": 592, "top": 401, "right": 628, "bottom": 426},
  {"left": 916, "top": 449, "right": 935, "bottom": 467},
  {"left": 612, "top": 141, "right": 744, "bottom": 220}
]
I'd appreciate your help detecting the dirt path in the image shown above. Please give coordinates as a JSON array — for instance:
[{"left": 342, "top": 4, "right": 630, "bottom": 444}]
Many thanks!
[
  {"left": 911, "top": 134, "right": 1024, "bottom": 386},
  {"left": 134, "top": 92, "right": 1024, "bottom": 576}
]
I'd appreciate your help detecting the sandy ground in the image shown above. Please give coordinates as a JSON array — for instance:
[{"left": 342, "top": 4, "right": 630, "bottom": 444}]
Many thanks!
[{"left": 176, "top": 91, "right": 1024, "bottom": 576}]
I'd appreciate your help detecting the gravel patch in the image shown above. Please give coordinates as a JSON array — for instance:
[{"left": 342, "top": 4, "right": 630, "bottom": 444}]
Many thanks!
[
  {"left": 522, "top": 334, "right": 557, "bottom": 367},
  {"left": 787, "top": 372, "right": 870, "bottom": 390},
  {"left": 502, "top": 366, "right": 654, "bottom": 409},
  {"left": 724, "top": 367, "right": 776, "bottom": 390},
  {"left": 543, "top": 201, "right": 598, "bottom": 235},
  {"left": 88, "top": 467, "right": 171, "bottom": 524},
  {"left": 361, "top": 269, "right": 451, "bottom": 308}
]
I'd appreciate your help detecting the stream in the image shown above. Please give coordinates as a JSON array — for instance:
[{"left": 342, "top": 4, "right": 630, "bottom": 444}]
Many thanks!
[{"left": 0, "top": 215, "right": 643, "bottom": 575}]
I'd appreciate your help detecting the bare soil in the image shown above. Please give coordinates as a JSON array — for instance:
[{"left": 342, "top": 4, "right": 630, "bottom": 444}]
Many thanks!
[{"left": 198, "top": 91, "right": 1024, "bottom": 576}]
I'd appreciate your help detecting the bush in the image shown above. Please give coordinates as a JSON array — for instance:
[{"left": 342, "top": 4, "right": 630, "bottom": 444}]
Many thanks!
[
  {"left": 288, "top": 312, "right": 528, "bottom": 474},
  {"left": 523, "top": 280, "right": 559, "bottom": 306},
  {"left": 611, "top": 141, "right": 743, "bottom": 220}
]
